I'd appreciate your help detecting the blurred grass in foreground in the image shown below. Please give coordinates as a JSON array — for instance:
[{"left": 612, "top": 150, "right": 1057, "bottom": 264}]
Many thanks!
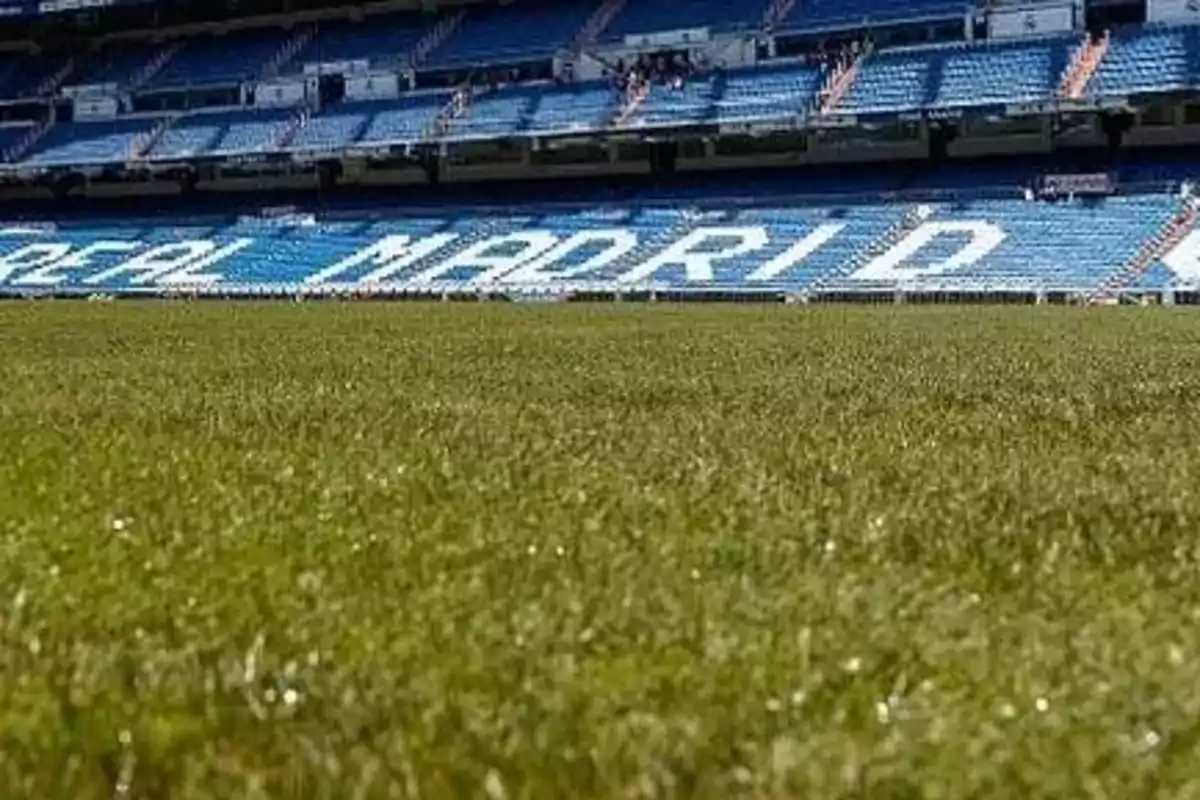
[{"left": 2, "top": 303, "right": 1200, "bottom": 798}]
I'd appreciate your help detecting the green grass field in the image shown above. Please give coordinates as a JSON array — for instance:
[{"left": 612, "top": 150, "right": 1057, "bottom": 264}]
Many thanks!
[{"left": 4, "top": 303, "right": 1200, "bottom": 798}]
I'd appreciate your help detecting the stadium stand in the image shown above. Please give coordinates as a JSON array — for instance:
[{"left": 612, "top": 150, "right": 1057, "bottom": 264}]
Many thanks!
[
  {"left": 836, "top": 36, "right": 1072, "bottom": 115},
  {"left": 288, "top": 105, "right": 374, "bottom": 152},
  {"left": 24, "top": 118, "right": 153, "bottom": 166},
  {"left": 0, "top": 0, "right": 1198, "bottom": 306},
  {"left": 301, "top": 15, "right": 428, "bottom": 71},
  {"left": 354, "top": 94, "right": 450, "bottom": 144},
  {"left": 75, "top": 41, "right": 161, "bottom": 88},
  {"left": 1085, "top": 24, "right": 1200, "bottom": 97},
  {"left": 0, "top": 174, "right": 1195, "bottom": 299},
  {"left": 145, "top": 28, "right": 292, "bottom": 89},
  {"left": 600, "top": 0, "right": 764, "bottom": 39},
  {"left": 430, "top": 0, "right": 596, "bottom": 66},
  {"left": 780, "top": 0, "right": 967, "bottom": 32},
  {"left": 0, "top": 51, "right": 70, "bottom": 99}
]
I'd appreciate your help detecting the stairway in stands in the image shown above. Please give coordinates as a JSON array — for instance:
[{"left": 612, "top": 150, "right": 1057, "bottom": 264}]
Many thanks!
[
  {"left": 410, "top": 10, "right": 467, "bottom": 68},
  {"left": 273, "top": 106, "right": 312, "bottom": 149},
  {"left": 572, "top": 0, "right": 628, "bottom": 51},
  {"left": 263, "top": 25, "right": 316, "bottom": 79},
  {"left": 814, "top": 46, "right": 868, "bottom": 116},
  {"left": 131, "top": 117, "right": 174, "bottom": 160},
  {"left": 1060, "top": 31, "right": 1109, "bottom": 100},
  {"left": 1086, "top": 198, "right": 1198, "bottom": 303},
  {"left": 761, "top": 0, "right": 797, "bottom": 32},
  {"left": 35, "top": 58, "right": 77, "bottom": 98},
  {"left": 425, "top": 86, "right": 473, "bottom": 140},
  {"left": 612, "top": 76, "right": 650, "bottom": 127},
  {"left": 127, "top": 42, "right": 182, "bottom": 93}
]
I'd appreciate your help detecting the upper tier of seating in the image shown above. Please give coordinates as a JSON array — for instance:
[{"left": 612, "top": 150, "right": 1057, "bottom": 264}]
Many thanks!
[
  {"left": 145, "top": 28, "right": 291, "bottom": 90},
  {"left": 300, "top": 15, "right": 427, "bottom": 70},
  {"left": 781, "top": 0, "right": 968, "bottom": 32},
  {"left": 840, "top": 35, "right": 1072, "bottom": 115},
  {"left": 0, "top": 189, "right": 1191, "bottom": 295},
  {"left": 1085, "top": 24, "right": 1200, "bottom": 97},
  {"left": 75, "top": 41, "right": 161, "bottom": 88},
  {"left": 432, "top": 0, "right": 596, "bottom": 66},
  {"left": 0, "top": 51, "right": 68, "bottom": 99},
  {"left": 601, "top": 0, "right": 763, "bottom": 39}
]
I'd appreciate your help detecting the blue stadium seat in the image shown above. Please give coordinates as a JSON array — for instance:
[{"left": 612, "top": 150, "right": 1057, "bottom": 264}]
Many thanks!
[
  {"left": 601, "top": 0, "right": 763, "bottom": 39},
  {"left": 356, "top": 94, "right": 450, "bottom": 144},
  {"left": 146, "top": 28, "right": 291, "bottom": 89},
  {"left": 0, "top": 52, "right": 69, "bottom": 99},
  {"left": 289, "top": 106, "right": 374, "bottom": 152},
  {"left": 930, "top": 36, "right": 1071, "bottom": 109},
  {"left": 301, "top": 15, "right": 428, "bottom": 70},
  {"left": 0, "top": 125, "right": 33, "bottom": 160},
  {"left": 451, "top": 87, "right": 540, "bottom": 138},
  {"left": 149, "top": 115, "right": 227, "bottom": 159},
  {"left": 781, "top": 0, "right": 967, "bottom": 32},
  {"left": 840, "top": 49, "right": 935, "bottom": 115},
  {"left": 712, "top": 63, "right": 822, "bottom": 124},
  {"left": 76, "top": 42, "right": 161, "bottom": 88},
  {"left": 524, "top": 82, "right": 618, "bottom": 135},
  {"left": 209, "top": 107, "right": 295, "bottom": 154},
  {"left": 148, "top": 108, "right": 295, "bottom": 158},
  {"left": 1086, "top": 25, "right": 1200, "bottom": 97},
  {"left": 841, "top": 37, "right": 1071, "bottom": 115},
  {"left": 823, "top": 196, "right": 1180, "bottom": 293},
  {"left": 1, "top": 188, "right": 1189, "bottom": 297},
  {"left": 627, "top": 77, "right": 717, "bottom": 127},
  {"left": 430, "top": 0, "right": 595, "bottom": 66},
  {"left": 23, "top": 119, "right": 155, "bottom": 166}
]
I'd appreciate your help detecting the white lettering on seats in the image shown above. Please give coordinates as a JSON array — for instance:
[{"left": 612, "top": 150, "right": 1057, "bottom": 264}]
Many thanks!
[
  {"left": 491, "top": 230, "right": 639, "bottom": 284},
  {"left": 83, "top": 240, "right": 249, "bottom": 285},
  {"left": 850, "top": 221, "right": 1006, "bottom": 282},
  {"left": 747, "top": 224, "right": 846, "bottom": 282},
  {"left": 14, "top": 241, "right": 139, "bottom": 286},
  {"left": 157, "top": 239, "right": 255, "bottom": 285},
  {"left": 0, "top": 243, "right": 72, "bottom": 283},
  {"left": 618, "top": 226, "right": 769, "bottom": 284},
  {"left": 410, "top": 232, "right": 559, "bottom": 284},
  {"left": 1162, "top": 229, "right": 1200, "bottom": 283},
  {"left": 304, "top": 234, "right": 459, "bottom": 285}
]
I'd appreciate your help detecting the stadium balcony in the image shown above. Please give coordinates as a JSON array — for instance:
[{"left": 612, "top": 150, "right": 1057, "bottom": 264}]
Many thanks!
[{"left": 1084, "top": 24, "right": 1200, "bottom": 98}]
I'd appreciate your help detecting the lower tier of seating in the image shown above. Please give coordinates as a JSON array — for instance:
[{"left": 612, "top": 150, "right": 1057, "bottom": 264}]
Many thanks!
[{"left": 0, "top": 194, "right": 1193, "bottom": 295}]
